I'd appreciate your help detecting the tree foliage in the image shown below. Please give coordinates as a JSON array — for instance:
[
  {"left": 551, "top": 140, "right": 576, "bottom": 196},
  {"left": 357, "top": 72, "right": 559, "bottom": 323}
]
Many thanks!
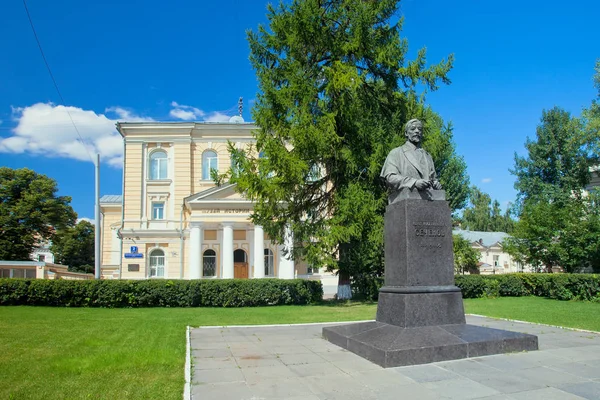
[
  {"left": 222, "top": 0, "right": 468, "bottom": 285},
  {"left": 507, "top": 62, "right": 600, "bottom": 273},
  {"left": 51, "top": 220, "right": 95, "bottom": 273},
  {"left": 0, "top": 167, "right": 76, "bottom": 261},
  {"left": 511, "top": 107, "right": 594, "bottom": 208},
  {"left": 452, "top": 234, "right": 480, "bottom": 275},
  {"left": 461, "top": 186, "right": 514, "bottom": 232}
]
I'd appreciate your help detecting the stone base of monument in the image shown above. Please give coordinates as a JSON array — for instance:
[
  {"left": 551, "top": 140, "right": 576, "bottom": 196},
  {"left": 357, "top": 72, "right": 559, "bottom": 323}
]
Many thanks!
[
  {"left": 322, "top": 192, "right": 538, "bottom": 368},
  {"left": 322, "top": 321, "right": 538, "bottom": 368}
]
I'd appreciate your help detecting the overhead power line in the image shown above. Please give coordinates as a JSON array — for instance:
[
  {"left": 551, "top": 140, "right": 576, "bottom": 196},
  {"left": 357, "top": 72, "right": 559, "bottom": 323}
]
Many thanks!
[{"left": 22, "top": 0, "right": 95, "bottom": 164}]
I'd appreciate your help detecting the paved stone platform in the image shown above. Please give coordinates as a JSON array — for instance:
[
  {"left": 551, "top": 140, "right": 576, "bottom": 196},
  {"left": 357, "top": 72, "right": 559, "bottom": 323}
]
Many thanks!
[
  {"left": 323, "top": 321, "right": 538, "bottom": 368},
  {"left": 189, "top": 315, "right": 600, "bottom": 400}
]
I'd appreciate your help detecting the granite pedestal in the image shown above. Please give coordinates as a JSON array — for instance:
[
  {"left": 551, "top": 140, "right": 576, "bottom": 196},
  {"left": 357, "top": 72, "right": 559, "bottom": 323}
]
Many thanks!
[{"left": 323, "top": 191, "right": 538, "bottom": 367}]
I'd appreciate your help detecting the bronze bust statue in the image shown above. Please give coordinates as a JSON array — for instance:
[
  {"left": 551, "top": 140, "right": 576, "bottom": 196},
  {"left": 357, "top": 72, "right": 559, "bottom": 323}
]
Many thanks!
[{"left": 380, "top": 119, "right": 443, "bottom": 204}]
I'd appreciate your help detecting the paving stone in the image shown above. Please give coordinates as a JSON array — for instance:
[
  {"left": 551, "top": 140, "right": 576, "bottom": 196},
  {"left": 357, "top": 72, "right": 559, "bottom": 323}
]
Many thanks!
[
  {"left": 278, "top": 352, "right": 327, "bottom": 365},
  {"left": 508, "top": 387, "right": 588, "bottom": 400},
  {"left": 241, "top": 365, "right": 297, "bottom": 384},
  {"left": 546, "top": 361, "right": 600, "bottom": 380},
  {"left": 236, "top": 354, "right": 284, "bottom": 369},
  {"left": 330, "top": 358, "right": 383, "bottom": 374},
  {"left": 557, "top": 382, "right": 600, "bottom": 400},
  {"left": 466, "top": 372, "right": 546, "bottom": 394},
  {"left": 299, "top": 374, "right": 378, "bottom": 400},
  {"left": 422, "top": 377, "right": 500, "bottom": 399},
  {"left": 516, "top": 366, "right": 588, "bottom": 387},
  {"left": 435, "top": 358, "right": 501, "bottom": 379},
  {"left": 247, "top": 377, "right": 317, "bottom": 399},
  {"left": 192, "top": 367, "right": 245, "bottom": 384},
  {"left": 193, "top": 356, "right": 238, "bottom": 370},
  {"left": 394, "top": 364, "right": 460, "bottom": 383},
  {"left": 192, "top": 348, "right": 232, "bottom": 358},
  {"left": 350, "top": 368, "right": 416, "bottom": 390},
  {"left": 191, "top": 381, "right": 251, "bottom": 400},
  {"left": 268, "top": 345, "right": 314, "bottom": 355},
  {"left": 191, "top": 341, "right": 230, "bottom": 350},
  {"left": 288, "top": 362, "right": 347, "bottom": 378},
  {"left": 471, "top": 353, "right": 540, "bottom": 371}
]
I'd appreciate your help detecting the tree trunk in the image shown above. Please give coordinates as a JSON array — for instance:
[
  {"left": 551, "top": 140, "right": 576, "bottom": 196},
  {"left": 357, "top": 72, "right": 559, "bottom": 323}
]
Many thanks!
[{"left": 336, "top": 270, "right": 352, "bottom": 300}]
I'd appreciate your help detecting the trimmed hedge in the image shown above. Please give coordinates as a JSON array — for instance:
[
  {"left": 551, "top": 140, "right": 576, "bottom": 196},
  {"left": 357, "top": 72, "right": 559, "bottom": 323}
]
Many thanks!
[
  {"left": 455, "top": 273, "right": 600, "bottom": 301},
  {"left": 349, "top": 273, "right": 600, "bottom": 302},
  {"left": 0, "top": 278, "right": 323, "bottom": 308}
]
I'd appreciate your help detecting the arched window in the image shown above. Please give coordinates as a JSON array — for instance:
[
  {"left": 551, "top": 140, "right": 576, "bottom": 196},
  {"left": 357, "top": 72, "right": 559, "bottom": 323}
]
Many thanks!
[
  {"left": 202, "top": 150, "right": 218, "bottom": 180},
  {"left": 149, "top": 249, "right": 165, "bottom": 277},
  {"left": 203, "top": 249, "right": 216, "bottom": 277},
  {"left": 234, "top": 249, "right": 247, "bottom": 263},
  {"left": 149, "top": 150, "right": 168, "bottom": 180},
  {"left": 264, "top": 248, "right": 274, "bottom": 277}
]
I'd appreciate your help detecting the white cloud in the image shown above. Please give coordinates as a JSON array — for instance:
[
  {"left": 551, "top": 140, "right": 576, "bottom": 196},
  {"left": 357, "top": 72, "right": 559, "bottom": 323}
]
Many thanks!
[
  {"left": 0, "top": 102, "right": 152, "bottom": 167},
  {"left": 105, "top": 106, "right": 153, "bottom": 122},
  {"left": 77, "top": 217, "right": 95, "bottom": 225},
  {"left": 481, "top": 178, "right": 492, "bottom": 183},
  {"left": 204, "top": 112, "right": 232, "bottom": 122},
  {"left": 169, "top": 101, "right": 235, "bottom": 122},
  {"left": 169, "top": 101, "right": 205, "bottom": 120}
]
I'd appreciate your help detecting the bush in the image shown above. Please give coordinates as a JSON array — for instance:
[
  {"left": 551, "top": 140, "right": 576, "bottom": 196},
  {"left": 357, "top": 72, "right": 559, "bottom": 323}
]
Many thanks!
[
  {"left": 0, "top": 278, "right": 323, "bottom": 308},
  {"left": 455, "top": 273, "right": 600, "bottom": 301}
]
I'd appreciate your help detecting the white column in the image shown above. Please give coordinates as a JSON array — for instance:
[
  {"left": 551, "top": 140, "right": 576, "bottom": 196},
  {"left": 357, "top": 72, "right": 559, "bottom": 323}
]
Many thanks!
[
  {"left": 222, "top": 223, "right": 234, "bottom": 279},
  {"left": 189, "top": 223, "right": 203, "bottom": 279},
  {"left": 278, "top": 225, "right": 295, "bottom": 279},
  {"left": 253, "top": 225, "right": 265, "bottom": 279}
]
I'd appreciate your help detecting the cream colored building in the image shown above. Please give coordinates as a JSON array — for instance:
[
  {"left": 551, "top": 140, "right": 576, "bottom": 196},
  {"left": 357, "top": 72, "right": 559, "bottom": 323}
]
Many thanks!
[
  {"left": 100, "top": 120, "right": 333, "bottom": 284},
  {"left": 0, "top": 261, "right": 93, "bottom": 280},
  {"left": 453, "top": 230, "right": 535, "bottom": 274}
]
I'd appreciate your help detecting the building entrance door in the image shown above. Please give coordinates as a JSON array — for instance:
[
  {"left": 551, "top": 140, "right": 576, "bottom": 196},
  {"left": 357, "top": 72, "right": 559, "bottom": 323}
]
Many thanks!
[{"left": 233, "top": 249, "right": 248, "bottom": 279}]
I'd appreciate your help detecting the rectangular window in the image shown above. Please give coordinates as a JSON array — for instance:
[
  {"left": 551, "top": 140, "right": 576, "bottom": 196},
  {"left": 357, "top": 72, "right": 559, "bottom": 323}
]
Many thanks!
[
  {"left": 493, "top": 255, "right": 499, "bottom": 267},
  {"left": 37, "top": 255, "right": 46, "bottom": 262},
  {"left": 152, "top": 202, "right": 165, "bottom": 220},
  {"left": 307, "top": 266, "right": 317, "bottom": 275}
]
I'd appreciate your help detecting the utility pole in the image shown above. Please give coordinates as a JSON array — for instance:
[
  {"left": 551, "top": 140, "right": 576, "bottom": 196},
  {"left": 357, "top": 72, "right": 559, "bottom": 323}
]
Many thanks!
[{"left": 95, "top": 154, "right": 101, "bottom": 279}]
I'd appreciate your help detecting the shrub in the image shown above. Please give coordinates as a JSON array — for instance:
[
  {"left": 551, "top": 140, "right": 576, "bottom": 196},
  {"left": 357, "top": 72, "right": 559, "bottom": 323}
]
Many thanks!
[
  {"left": 455, "top": 273, "right": 600, "bottom": 301},
  {"left": 0, "top": 278, "right": 323, "bottom": 308}
]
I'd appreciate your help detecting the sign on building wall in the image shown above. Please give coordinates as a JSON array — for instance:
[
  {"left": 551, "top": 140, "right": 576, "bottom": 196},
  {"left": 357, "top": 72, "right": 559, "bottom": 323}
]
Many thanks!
[{"left": 124, "top": 246, "right": 143, "bottom": 259}]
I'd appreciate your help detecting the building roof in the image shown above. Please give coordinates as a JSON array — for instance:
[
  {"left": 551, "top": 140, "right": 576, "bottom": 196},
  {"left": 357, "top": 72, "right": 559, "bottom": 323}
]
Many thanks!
[
  {"left": 453, "top": 229, "right": 510, "bottom": 247},
  {"left": 99, "top": 195, "right": 122, "bottom": 203}
]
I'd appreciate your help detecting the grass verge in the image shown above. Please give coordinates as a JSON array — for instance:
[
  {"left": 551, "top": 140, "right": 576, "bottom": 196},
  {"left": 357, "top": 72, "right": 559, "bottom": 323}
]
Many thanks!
[
  {"left": 0, "top": 303, "right": 376, "bottom": 400},
  {"left": 464, "top": 296, "right": 600, "bottom": 332}
]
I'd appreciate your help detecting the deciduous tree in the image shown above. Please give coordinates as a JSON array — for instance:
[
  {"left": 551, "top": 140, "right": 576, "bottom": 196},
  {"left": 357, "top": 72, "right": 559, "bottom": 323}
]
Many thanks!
[
  {"left": 0, "top": 167, "right": 76, "bottom": 260},
  {"left": 51, "top": 220, "right": 95, "bottom": 273}
]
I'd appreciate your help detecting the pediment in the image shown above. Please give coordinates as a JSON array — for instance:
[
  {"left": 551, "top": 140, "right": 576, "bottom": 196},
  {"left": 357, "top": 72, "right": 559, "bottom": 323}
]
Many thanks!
[{"left": 185, "top": 183, "right": 253, "bottom": 209}]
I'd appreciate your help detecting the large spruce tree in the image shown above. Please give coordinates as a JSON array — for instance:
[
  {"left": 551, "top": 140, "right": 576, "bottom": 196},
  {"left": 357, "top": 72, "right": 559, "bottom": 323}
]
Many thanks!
[{"left": 224, "top": 0, "right": 468, "bottom": 295}]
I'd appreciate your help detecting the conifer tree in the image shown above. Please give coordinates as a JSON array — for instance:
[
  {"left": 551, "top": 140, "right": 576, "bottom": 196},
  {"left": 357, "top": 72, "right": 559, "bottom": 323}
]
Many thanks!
[{"left": 224, "top": 0, "right": 468, "bottom": 295}]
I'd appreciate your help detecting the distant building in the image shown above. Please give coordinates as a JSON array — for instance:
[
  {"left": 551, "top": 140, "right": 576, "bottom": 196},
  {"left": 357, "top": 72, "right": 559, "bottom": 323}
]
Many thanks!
[
  {"left": 0, "top": 261, "right": 93, "bottom": 280},
  {"left": 30, "top": 239, "right": 54, "bottom": 264},
  {"left": 453, "top": 229, "right": 534, "bottom": 274}
]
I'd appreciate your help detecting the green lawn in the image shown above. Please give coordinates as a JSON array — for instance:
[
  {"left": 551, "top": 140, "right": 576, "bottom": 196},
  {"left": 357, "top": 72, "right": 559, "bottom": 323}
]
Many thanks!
[
  {"left": 2, "top": 297, "right": 599, "bottom": 399},
  {"left": 0, "top": 303, "right": 376, "bottom": 400},
  {"left": 464, "top": 296, "right": 600, "bottom": 332}
]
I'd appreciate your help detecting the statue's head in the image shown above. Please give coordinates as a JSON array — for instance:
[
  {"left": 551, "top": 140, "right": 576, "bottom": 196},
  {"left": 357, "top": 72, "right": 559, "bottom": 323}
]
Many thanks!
[{"left": 404, "top": 119, "right": 423, "bottom": 145}]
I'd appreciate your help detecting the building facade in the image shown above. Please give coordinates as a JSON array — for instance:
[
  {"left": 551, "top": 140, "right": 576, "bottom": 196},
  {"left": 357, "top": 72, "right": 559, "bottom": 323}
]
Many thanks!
[
  {"left": 100, "top": 120, "right": 324, "bottom": 282},
  {"left": 453, "top": 230, "right": 535, "bottom": 274}
]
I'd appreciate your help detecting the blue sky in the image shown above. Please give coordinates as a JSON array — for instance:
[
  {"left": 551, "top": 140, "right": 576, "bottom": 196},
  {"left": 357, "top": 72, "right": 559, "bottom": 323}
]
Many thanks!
[{"left": 1, "top": 0, "right": 598, "bottom": 220}]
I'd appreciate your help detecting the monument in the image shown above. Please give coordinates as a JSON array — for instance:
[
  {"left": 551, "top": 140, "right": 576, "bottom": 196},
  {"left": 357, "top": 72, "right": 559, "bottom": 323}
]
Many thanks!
[{"left": 323, "top": 119, "right": 537, "bottom": 367}]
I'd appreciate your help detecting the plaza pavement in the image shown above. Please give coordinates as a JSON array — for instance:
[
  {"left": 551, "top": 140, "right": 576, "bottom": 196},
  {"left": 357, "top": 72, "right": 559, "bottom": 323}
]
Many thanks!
[{"left": 188, "top": 315, "right": 600, "bottom": 400}]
